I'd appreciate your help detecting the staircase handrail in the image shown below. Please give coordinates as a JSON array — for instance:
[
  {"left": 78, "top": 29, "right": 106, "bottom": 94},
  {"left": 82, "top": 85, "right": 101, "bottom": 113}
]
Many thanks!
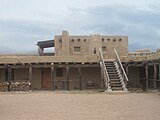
[
  {"left": 99, "top": 48, "right": 110, "bottom": 90},
  {"left": 114, "top": 49, "right": 129, "bottom": 86}
]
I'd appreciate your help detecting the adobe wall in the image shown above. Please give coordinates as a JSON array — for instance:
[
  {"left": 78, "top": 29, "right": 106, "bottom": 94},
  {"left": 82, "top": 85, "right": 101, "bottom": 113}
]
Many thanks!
[
  {"left": 128, "top": 67, "right": 140, "bottom": 88},
  {"left": 32, "top": 68, "right": 41, "bottom": 89},
  {"left": 54, "top": 31, "right": 128, "bottom": 59},
  {"left": 14, "top": 68, "right": 28, "bottom": 81},
  {"left": 54, "top": 67, "right": 101, "bottom": 90},
  {"left": 69, "top": 67, "right": 101, "bottom": 89}
]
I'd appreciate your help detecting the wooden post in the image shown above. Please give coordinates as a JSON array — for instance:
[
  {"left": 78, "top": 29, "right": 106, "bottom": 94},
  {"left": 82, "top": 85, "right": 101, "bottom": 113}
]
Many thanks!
[
  {"left": 159, "top": 63, "right": 160, "bottom": 81},
  {"left": 51, "top": 64, "right": 55, "bottom": 91},
  {"left": 66, "top": 66, "right": 69, "bottom": 91},
  {"left": 153, "top": 64, "right": 157, "bottom": 90},
  {"left": 78, "top": 67, "right": 82, "bottom": 90},
  {"left": 100, "top": 62, "right": 105, "bottom": 90},
  {"left": 38, "top": 47, "right": 44, "bottom": 56},
  {"left": 145, "top": 65, "right": 149, "bottom": 90},
  {"left": 125, "top": 65, "right": 129, "bottom": 75},
  {"left": 29, "top": 66, "right": 32, "bottom": 90},
  {"left": 8, "top": 66, "right": 12, "bottom": 82}
]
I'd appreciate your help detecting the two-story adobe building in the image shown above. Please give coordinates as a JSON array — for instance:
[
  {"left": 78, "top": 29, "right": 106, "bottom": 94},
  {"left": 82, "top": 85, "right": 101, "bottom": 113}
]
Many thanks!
[{"left": 0, "top": 31, "right": 160, "bottom": 92}]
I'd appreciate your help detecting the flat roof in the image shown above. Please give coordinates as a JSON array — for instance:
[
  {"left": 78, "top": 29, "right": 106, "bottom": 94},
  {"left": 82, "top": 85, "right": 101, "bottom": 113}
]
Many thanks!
[{"left": 37, "top": 40, "right": 54, "bottom": 48}]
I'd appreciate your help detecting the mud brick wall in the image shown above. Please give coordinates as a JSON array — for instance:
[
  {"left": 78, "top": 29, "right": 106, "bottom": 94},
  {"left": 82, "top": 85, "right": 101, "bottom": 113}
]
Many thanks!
[
  {"left": 0, "top": 82, "right": 9, "bottom": 92},
  {"left": 9, "top": 82, "right": 30, "bottom": 91}
]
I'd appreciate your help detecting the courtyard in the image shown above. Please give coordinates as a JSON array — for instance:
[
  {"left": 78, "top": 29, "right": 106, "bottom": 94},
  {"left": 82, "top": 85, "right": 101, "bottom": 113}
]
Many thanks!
[{"left": 0, "top": 91, "right": 160, "bottom": 120}]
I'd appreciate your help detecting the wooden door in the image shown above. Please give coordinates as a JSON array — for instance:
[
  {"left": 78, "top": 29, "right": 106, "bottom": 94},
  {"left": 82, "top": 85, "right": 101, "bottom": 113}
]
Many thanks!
[{"left": 42, "top": 68, "right": 52, "bottom": 89}]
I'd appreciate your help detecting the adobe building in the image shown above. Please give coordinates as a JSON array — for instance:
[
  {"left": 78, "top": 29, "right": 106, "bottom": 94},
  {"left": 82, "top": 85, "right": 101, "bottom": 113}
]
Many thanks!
[{"left": 0, "top": 31, "right": 160, "bottom": 92}]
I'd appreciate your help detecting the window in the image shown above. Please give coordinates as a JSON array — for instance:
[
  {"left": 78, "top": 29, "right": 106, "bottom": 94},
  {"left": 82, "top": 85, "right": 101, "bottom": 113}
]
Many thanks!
[
  {"left": 77, "top": 38, "right": 80, "bottom": 42},
  {"left": 119, "top": 38, "right": 122, "bottom": 41},
  {"left": 107, "top": 38, "right": 110, "bottom": 41},
  {"left": 102, "top": 46, "right": 106, "bottom": 52},
  {"left": 56, "top": 68, "right": 63, "bottom": 77},
  {"left": 71, "top": 39, "right": 74, "bottom": 42},
  {"left": 101, "top": 38, "right": 105, "bottom": 42},
  {"left": 59, "top": 39, "right": 62, "bottom": 43},
  {"left": 74, "top": 46, "right": 81, "bottom": 52},
  {"left": 93, "top": 48, "right": 96, "bottom": 54},
  {"left": 84, "top": 39, "right": 86, "bottom": 42},
  {"left": 113, "top": 38, "right": 116, "bottom": 42}
]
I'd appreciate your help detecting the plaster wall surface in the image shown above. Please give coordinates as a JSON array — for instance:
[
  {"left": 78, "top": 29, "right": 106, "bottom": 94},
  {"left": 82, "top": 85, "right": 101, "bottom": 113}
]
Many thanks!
[
  {"left": 128, "top": 67, "right": 140, "bottom": 88},
  {"left": 32, "top": 68, "right": 41, "bottom": 89},
  {"left": 54, "top": 31, "right": 128, "bottom": 59},
  {"left": 14, "top": 68, "right": 28, "bottom": 81}
]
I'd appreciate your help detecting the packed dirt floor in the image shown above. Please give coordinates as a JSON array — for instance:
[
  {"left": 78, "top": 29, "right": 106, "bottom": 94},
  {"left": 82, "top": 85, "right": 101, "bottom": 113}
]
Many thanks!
[{"left": 0, "top": 91, "right": 160, "bottom": 120}]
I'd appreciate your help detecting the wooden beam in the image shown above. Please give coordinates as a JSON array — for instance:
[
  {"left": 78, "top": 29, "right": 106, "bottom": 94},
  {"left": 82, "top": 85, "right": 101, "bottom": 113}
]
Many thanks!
[
  {"left": 66, "top": 66, "right": 69, "bottom": 91},
  {"left": 145, "top": 65, "right": 149, "bottom": 90},
  {"left": 29, "top": 66, "right": 32, "bottom": 90},
  {"left": 78, "top": 67, "right": 82, "bottom": 90},
  {"left": 153, "top": 64, "right": 157, "bottom": 90}
]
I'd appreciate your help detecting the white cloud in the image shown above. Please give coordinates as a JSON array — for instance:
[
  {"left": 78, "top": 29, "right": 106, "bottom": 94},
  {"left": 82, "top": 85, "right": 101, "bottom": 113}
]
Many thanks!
[{"left": 0, "top": 0, "right": 160, "bottom": 53}]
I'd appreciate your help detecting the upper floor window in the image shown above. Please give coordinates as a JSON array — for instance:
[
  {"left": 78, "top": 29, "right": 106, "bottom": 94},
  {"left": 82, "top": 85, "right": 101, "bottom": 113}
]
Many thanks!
[
  {"left": 113, "top": 38, "right": 116, "bottom": 42},
  {"left": 77, "top": 38, "right": 80, "bottom": 42},
  {"left": 74, "top": 46, "right": 81, "bottom": 52},
  {"left": 71, "top": 39, "right": 74, "bottom": 42},
  {"left": 102, "top": 46, "right": 106, "bottom": 52},
  {"left": 119, "top": 38, "right": 122, "bottom": 41},
  {"left": 59, "top": 39, "right": 62, "bottom": 43},
  {"left": 93, "top": 48, "right": 96, "bottom": 54}
]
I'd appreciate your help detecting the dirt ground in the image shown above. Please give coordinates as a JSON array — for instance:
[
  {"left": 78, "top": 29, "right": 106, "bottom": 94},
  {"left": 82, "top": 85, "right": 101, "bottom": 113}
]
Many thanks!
[{"left": 0, "top": 91, "right": 160, "bottom": 120}]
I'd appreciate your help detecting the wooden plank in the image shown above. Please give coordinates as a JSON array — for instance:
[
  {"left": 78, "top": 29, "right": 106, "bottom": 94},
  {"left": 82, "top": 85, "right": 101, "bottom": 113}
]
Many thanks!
[
  {"left": 145, "top": 65, "right": 149, "bottom": 90},
  {"left": 153, "top": 64, "right": 157, "bottom": 89}
]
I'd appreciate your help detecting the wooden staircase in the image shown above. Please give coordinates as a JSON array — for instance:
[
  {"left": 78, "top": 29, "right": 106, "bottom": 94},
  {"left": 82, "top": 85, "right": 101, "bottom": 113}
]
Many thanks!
[
  {"left": 105, "top": 61, "right": 127, "bottom": 91},
  {"left": 99, "top": 48, "right": 128, "bottom": 92}
]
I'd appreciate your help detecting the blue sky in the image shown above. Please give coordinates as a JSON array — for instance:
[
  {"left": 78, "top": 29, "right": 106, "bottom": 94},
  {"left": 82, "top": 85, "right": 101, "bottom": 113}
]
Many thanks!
[{"left": 0, "top": 0, "right": 160, "bottom": 53}]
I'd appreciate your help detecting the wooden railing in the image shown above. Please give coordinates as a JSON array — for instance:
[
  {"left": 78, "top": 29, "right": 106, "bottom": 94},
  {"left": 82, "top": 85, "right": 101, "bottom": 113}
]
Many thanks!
[
  {"left": 114, "top": 49, "right": 129, "bottom": 88},
  {"left": 99, "top": 48, "right": 110, "bottom": 91}
]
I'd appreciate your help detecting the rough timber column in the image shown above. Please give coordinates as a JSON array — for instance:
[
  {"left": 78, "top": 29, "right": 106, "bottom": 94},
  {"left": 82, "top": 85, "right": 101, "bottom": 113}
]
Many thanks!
[
  {"left": 62, "top": 31, "right": 69, "bottom": 56},
  {"left": 153, "top": 64, "right": 157, "bottom": 90},
  {"left": 145, "top": 65, "right": 149, "bottom": 90},
  {"left": 38, "top": 47, "right": 44, "bottom": 56},
  {"left": 29, "top": 66, "right": 32, "bottom": 90},
  {"left": 66, "top": 66, "right": 70, "bottom": 91},
  {"left": 78, "top": 67, "right": 82, "bottom": 90},
  {"left": 159, "top": 62, "right": 160, "bottom": 81},
  {"left": 125, "top": 64, "right": 129, "bottom": 75},
  {"left": 51, "top": 63, "right": 55, "bottom": 91},
  {"left": 7, "top": 66, "right": 12, "bottom": 82}
]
